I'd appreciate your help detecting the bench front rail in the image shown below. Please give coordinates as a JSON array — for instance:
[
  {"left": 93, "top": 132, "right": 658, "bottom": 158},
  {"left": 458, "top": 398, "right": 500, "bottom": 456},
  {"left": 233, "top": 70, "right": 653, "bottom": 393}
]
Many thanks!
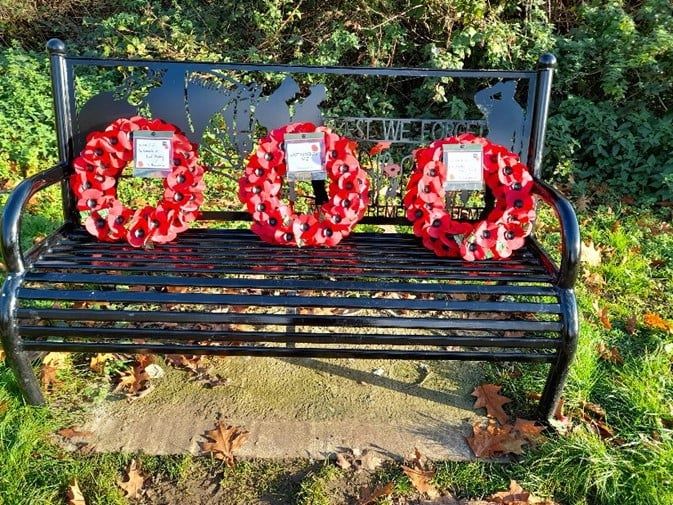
[{"left": 0, "top": 40, "right": 579, "bottom": 422}]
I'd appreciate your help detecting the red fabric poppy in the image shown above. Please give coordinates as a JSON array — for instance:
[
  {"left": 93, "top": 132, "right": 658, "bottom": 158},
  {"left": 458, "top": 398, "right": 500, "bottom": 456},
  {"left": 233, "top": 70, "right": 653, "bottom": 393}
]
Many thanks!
[
  {"left": 241, "top": 123, "right": 368, "bottom": 247},
  {"left": 495, "top": 223, "right": 527, "bottom": 258},
  {"left": 85, "top": 211, "right": 114, "bottom": 242},
  {"left": 405, "top": 133, "right": 535, "bottom": 261},
  {"left": 256, "top": 140, "right": 284, "bottom": 169},
  {"left": 127, "top": 212, "right": 154, "bottom": 248},
  {"left": 71, "top": 116, "right": 206, "bottom": 247}
]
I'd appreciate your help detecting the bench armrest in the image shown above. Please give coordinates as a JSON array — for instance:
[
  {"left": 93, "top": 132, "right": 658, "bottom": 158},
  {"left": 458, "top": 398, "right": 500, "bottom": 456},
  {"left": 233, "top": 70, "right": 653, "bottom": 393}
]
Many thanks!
[
  {"left": 1, "top": 163, "right": 68, "bottom": 273},
  {"left": 533, "top": 180, "right": 581, "bottom": 289}
]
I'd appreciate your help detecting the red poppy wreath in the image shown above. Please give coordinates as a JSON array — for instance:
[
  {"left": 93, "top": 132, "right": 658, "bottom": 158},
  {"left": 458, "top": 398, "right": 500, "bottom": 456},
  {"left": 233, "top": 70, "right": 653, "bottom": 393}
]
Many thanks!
[
  {"left": 71, "top": 116, "right": 205, "bottom": 248},
  {"left": 403, "top": 133, "right": 535, "bottom": 261},
  {"left": 238, "top": 122, "right": 369, "bottom": 247}
]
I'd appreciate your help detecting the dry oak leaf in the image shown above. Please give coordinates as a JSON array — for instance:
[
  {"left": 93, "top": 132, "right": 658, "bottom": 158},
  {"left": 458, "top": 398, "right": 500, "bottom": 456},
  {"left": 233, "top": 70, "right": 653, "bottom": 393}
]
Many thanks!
[
  {"left": 66, "top": 479, "right": 86, "bottom": 505},
  {"left": 580, "top": 241, "right": 602, "bottom": 267},
  {"left": 596, "top": 342, "right": 623, "bottom": 364},
  {"left": 58, "top": 427, "right": 93, "bottom": 441},
  {"left": 471, "top": 384, "right": 511, "bottom": 425},
  {"left": 488, "top": 479, "right": 558, "bottom": 504},
  {"left": 643, "top": 312, "right": 673, "bottom": 333},
  {"left": 114, "top": 365, "right": 150, "bottom": 396},
  {"left": 89, "top": 353, "right": 114, "bottom": 374},
  {"left": 40, "top": 364, "right": 60, "bottom": 390},
  {"left": 512, "top": 418, "right": 545, "bottom": 442},
  {"left": 466, "top": 419, "right": 525, "bottom": 458},
  {"left": 199, "top": 421, "right": 249, "bottom": 467},
  {"left": 358, "top": 481, "right": 394, "bottom": 505},
  {"left": 625, "top": 315, "right": 637, "bottom": 335},
  {"left": 592, "top": 301, "right": 612, "bottom": 330},
  {"left": 117, "top": 459, "right": 145, "bottom": 499},
  {"left": 402, "top": 448, "right": 440, "bottom": 499}
]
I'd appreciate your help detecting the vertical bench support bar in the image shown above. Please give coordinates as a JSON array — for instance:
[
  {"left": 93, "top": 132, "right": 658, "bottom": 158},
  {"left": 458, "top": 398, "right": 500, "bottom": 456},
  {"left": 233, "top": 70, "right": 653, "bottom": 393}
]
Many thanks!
[
  {"left": 528, "top": 53, "right": 557, "bottom": 179},
  {"left": 47, "top": 39, "right": 78, "bottom": 225},
  {"left": 537, "top": 288, "right": 578, "bottom": 421},
  {"left": 0, "top": 273, "right": 45, "bottom": 405}
]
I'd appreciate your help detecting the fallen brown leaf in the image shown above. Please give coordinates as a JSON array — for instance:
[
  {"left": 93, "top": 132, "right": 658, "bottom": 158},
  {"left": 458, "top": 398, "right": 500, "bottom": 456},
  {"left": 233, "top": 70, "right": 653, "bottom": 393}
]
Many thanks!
[
  {"left": 58, "top": 427, "right": 93, "bottom": 440},
  {"left": 335, "top": 452, "right": 352, "bottom": 470},
  {"left": 625, "top": 316, "right": 637, "bottom": 335},
  {"left": 593, "top": 302, "right": 612, "bottom": 330},
  {"left": 39, "top": 364, "right": 59, "bottom": 390},
  {"left": 643, "top": 313, "right": 673, "bottom": 333},
  {"left": 199, "top": 421, "right": 249, "bottom": 467},
  {"left": 596, "top": 342, "right": 623, "bottom": 364},
  {"left": 580, "top": 241, "right": 602, "bottom": 267},
  {"left": 114, "top": 365, "right": 150, "bottom": 397},
  {"left": 512, "top": 418, "right": 545, "bottom": 442},
  {"left": 66, "top": 479, "right": 86, "bottom": 505},
  {"left": 402, "top": 448, "right": 440, "bottom": 499},
  {"left": 488, "top": 479, "right": 559, "bottom": 504},
  {"left": 117, "top": 459, "right": 145, "bottom": 499},
  {"left": 466, "top": 419, "right": 527, "bottom": 458},
  {"left": 358, "top": 481, "right": 394, "bottom": 505},
  {"left": 89, "top": 353, "right": 114, "bottom": 374},
  {"left": 471, "top": 384, "right": 511, "bottom": 425}
]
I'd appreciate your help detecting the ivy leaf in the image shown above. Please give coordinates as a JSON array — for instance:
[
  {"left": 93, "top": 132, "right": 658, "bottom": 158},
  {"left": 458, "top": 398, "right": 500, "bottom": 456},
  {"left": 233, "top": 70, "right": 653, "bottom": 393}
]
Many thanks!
[
  {"left": 471, "top": 384, "right": 511, "bottom": 424},
  {"left": 198, "top": 421, "right": 249, "bottom": 467}
]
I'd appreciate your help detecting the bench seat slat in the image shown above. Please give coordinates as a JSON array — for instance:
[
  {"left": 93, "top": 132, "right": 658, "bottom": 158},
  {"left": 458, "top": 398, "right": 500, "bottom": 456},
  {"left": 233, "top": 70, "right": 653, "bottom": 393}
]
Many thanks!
[
  {"left": 21, "top": 340, "right": 557, "bottom": 363},
  {"left": 17, "top": 308, "right": 562, "bottom": 332},
  {"left": 18, "top": 326, "right": 561, "bottom": 349},
  {"left": 23, "top": 272, "right": 558, "bottom": 297},
  {"left": 18, "top": 288, "right": 562, "bottom": 314}
]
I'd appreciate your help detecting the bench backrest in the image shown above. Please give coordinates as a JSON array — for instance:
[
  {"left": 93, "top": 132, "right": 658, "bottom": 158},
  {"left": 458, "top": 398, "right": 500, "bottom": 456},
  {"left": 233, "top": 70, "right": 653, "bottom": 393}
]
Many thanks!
[{"left": 46, "top": 40, "right": 555, "bottom": 226}]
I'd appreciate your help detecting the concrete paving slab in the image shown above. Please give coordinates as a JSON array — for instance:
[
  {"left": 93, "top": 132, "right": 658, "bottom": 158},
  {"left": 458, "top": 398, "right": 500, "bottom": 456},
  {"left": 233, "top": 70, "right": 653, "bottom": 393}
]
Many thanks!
[{"left": 81, "top": 354, "right": 483, "bottom": 460}]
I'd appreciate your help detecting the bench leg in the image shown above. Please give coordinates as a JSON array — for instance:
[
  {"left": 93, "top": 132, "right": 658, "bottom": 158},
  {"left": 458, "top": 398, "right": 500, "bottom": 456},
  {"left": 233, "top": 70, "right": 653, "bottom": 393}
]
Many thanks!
[
  {"left": 0, "top": 274, "right": 45, "bottom": 406},
  {"left": 537, "top": 288, "right": 578, "bottom": 422}
]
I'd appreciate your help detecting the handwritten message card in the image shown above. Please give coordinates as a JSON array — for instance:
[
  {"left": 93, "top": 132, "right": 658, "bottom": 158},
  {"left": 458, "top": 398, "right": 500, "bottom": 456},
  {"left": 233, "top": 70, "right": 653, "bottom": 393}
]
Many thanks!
[
  {"left": 133, "top": 131, "right": 173, "bottom": 178},
  {"left": 284, "top": 132, "right": 326, "bottom": 181},
  {"left": 442, "top": 144, "right": 484, "bottom": 191}
]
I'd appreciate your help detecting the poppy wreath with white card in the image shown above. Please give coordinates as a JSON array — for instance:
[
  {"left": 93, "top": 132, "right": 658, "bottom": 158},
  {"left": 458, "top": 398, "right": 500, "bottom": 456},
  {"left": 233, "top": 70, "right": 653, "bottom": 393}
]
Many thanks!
[
  {"left": 403, "top": 133, "right": 535, "bottom": 260},
  {"left": 71, "top": 116, "right": 205, "bottom": 248},
  {"left": 239, "top": 122, "right": 369, "bottom": 247}
]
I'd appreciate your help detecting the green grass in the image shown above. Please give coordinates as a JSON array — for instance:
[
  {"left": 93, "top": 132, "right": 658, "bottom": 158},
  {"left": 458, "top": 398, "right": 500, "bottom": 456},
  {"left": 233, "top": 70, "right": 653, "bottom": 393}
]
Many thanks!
[{"left": 1, "top": 144, "right": 672, "bottom": 504}]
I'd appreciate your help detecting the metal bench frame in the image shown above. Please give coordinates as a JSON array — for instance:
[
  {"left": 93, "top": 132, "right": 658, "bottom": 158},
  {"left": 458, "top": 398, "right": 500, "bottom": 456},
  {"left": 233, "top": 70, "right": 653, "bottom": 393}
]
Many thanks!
[{"left": 1, "top": 39, "right": 579, "bottom": 421}]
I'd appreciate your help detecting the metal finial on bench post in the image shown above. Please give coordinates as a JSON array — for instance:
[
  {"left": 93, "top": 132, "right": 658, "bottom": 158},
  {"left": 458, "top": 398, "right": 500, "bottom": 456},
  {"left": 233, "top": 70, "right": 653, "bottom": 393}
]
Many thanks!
[
  {"left": 46, "top": 38, "right": 78, "bottom": 225},
  {"left": 528, "top": 53, "right": 557, "bottom": 180}
]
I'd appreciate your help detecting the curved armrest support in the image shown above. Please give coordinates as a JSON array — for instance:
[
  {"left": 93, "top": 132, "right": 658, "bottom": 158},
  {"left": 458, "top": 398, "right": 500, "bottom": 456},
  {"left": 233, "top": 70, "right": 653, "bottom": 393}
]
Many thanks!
[
  {"left": 1, "top": 163, "right": 68, "bottom": 273},
  {"left": 533, "top": 180, "right": 581, "bottom": 289}
]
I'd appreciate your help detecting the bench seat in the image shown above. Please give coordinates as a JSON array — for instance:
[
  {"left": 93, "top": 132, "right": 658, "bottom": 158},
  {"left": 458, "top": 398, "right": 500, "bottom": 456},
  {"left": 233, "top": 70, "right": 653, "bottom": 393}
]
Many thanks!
[{"left": 17, "top": 227, "right": 563, "bottom": 363}]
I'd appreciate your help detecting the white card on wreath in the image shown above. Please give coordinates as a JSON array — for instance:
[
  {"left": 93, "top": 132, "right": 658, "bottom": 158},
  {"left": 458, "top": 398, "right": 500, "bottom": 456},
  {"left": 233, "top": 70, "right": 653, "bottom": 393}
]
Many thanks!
[
  {"left": 133, "top": 131, "right": 173, "bottom": 178},
  {"left": 284, "top": 132, "right": 326, "bottom": 181},
  {"left": 442, "top": 144, "right": 484, "bottom": 191}
]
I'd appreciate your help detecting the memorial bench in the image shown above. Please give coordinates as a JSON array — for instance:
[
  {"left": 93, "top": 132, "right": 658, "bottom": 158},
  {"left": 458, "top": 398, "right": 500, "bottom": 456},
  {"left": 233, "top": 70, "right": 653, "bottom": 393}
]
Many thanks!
[{"left": 0, "top": 39, "right": 579, "bottom": 421}]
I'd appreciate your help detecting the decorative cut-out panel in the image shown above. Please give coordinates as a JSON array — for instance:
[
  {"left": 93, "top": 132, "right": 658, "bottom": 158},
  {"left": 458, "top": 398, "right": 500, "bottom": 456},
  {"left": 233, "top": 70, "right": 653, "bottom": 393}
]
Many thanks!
[{"left": 68, "top": 60, "right": 536, "bottom": 222}]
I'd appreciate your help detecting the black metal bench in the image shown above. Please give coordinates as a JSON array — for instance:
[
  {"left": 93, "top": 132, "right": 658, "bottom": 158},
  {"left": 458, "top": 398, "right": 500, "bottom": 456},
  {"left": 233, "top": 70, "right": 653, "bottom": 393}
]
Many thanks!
[{"left": 0, "top": 39, "right": 579, "bottom": 421}]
